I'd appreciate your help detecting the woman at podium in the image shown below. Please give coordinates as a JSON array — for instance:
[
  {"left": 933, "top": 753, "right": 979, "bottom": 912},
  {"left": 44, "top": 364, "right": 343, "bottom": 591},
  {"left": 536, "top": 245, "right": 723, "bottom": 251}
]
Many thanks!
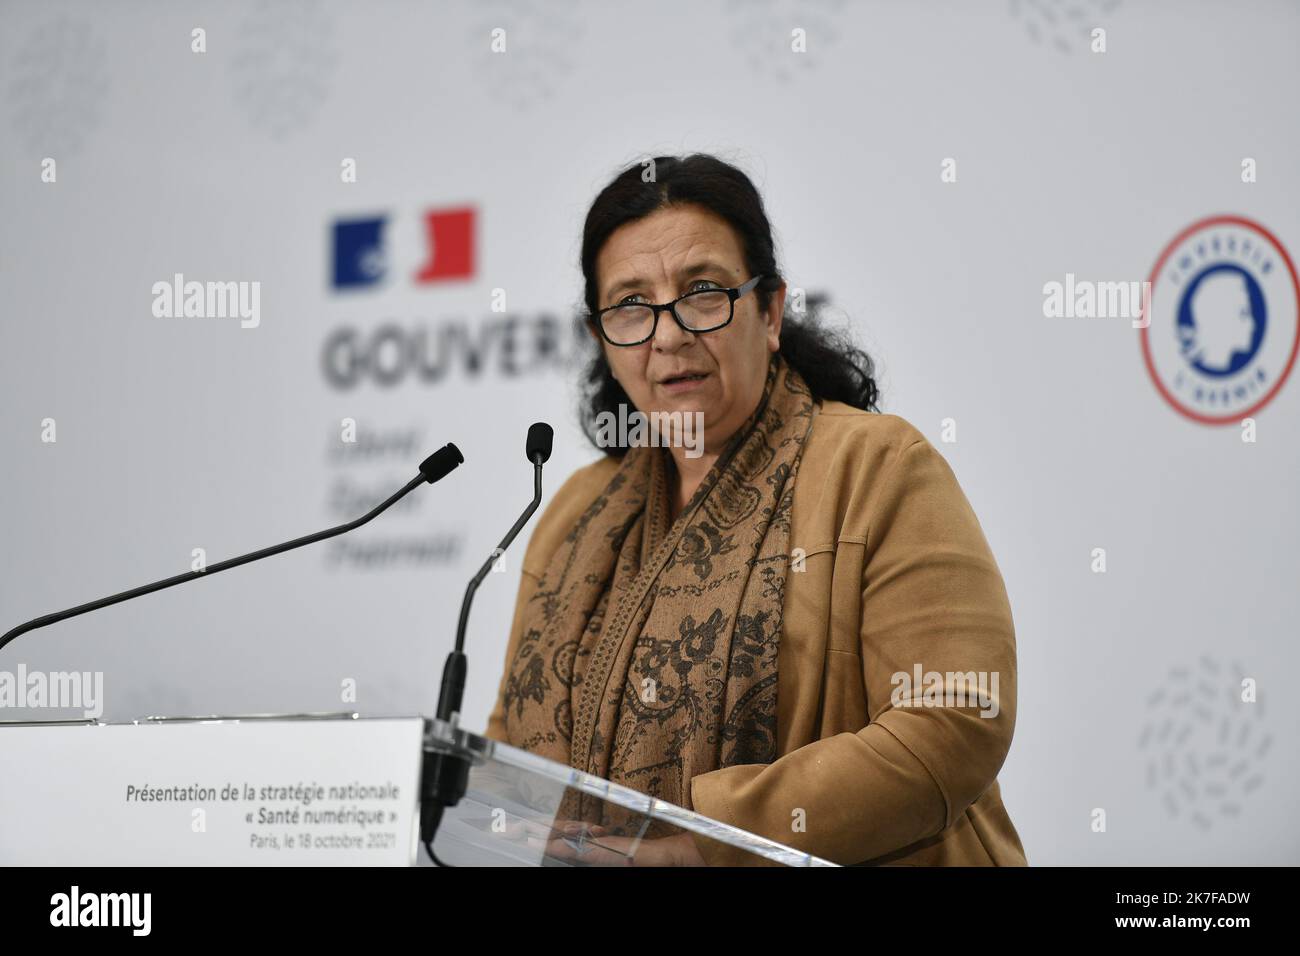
[{"left": 485, "top": 153, "right": 1026, "bottom": 867}]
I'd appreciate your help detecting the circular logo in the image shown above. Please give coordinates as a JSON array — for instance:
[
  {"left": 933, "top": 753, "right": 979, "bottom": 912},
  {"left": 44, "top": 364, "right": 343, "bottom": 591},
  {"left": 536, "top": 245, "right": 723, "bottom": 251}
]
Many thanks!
[{"left": 1141, "top": 215, "right": 1299, "bottom": 424}]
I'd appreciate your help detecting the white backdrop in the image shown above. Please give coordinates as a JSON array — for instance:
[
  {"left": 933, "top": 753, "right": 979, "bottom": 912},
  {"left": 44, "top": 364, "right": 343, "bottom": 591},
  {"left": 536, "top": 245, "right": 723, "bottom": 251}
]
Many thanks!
[{"left": 1, "top": 0, "right": 1296, "bottom": 865}]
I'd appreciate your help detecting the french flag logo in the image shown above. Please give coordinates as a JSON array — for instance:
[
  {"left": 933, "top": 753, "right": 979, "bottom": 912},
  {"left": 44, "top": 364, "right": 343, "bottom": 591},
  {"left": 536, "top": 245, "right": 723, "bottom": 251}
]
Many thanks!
[{"left": 332, "top": 206, "right": 475, "bottom": 290}]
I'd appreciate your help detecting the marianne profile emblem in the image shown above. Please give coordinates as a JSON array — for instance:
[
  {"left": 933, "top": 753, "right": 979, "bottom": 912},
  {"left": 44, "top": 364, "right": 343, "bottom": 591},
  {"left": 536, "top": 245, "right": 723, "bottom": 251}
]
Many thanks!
[{"left": 1141, "top": 215, "right": 1299, "bottom": 424}]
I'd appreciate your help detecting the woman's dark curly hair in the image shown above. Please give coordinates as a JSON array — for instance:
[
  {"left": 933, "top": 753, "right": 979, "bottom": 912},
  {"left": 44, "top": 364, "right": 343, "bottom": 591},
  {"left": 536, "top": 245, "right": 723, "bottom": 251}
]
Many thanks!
[{"left": 578, "top": 153, "right": 879, "bottom": 455}]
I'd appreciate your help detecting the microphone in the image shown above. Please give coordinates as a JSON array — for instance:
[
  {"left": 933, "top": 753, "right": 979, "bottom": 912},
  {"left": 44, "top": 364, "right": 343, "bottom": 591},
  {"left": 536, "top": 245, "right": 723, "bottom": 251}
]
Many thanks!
[
  {"left": 525, "top": 422, "right": 553, "bottom": 465},
  {"left": 421, "top": 423, "right": 552, "bottom": 861},
  {"left": 0, "top": 443, "right": 464, "bottom": 655},
  {"left": 437, "top": 422, "right": 552, "bottom": 723}
]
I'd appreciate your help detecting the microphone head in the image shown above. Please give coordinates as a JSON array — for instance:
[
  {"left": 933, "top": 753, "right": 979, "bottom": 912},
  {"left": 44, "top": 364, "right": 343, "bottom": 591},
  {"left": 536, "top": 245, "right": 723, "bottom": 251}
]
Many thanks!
[
  {"left": 419, "top": 443, "right": 464, "bottom": 484},
  {"left": 526, "top": 423, "right": 553, "bottom": 464}
]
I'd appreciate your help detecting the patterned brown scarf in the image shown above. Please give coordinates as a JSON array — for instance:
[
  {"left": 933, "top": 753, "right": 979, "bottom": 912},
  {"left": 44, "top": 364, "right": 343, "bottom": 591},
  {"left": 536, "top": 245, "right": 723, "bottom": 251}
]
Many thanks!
[{"left": 502, "top": 352, "right": 816, "bottom": 830}]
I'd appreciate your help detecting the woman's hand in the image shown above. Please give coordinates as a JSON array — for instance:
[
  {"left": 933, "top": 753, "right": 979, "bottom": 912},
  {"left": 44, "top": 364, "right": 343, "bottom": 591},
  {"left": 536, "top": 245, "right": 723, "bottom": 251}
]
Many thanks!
[{"left": 544, "top": 825, "right": 708, "bottom": 866}]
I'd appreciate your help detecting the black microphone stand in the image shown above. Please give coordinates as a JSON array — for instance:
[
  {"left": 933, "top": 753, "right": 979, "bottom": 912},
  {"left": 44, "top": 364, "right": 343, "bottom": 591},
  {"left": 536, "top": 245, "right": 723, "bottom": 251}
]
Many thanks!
[
  {"left": 420, "top": 424, "right": 550, "bottom": 866},
  {"left": 0, "top": 444, "right": 464, "bottom": 654}
]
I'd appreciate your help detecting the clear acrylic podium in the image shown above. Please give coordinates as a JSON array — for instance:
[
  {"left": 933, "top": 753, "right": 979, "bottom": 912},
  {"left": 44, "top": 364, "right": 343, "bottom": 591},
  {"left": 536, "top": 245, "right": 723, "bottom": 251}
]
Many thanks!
[
  {"left": 424, "top": 718, "right": 836, "bottom": 867},
  {"left": 0, "top": 713, "right": 835, "bottom": 866}
]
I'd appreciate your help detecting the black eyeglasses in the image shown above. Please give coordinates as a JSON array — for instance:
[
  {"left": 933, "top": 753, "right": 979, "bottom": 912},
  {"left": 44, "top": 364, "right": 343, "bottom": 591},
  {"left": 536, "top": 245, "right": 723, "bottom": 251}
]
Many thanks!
[{"left": 592, "top": 274, "right": 766, "bottom": 347}]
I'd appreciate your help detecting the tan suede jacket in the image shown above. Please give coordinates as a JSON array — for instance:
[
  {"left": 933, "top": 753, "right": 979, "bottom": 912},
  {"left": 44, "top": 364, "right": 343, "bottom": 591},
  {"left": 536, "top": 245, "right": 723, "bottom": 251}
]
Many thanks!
[{"left": 485, "top": 400, "right": 1027, "bottom": 866}]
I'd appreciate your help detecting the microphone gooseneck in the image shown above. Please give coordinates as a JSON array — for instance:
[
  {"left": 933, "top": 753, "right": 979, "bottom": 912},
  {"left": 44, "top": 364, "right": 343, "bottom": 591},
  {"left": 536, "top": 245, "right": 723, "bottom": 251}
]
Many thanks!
[
  {"left": 436, "top": 423, "right": 552, "bottom": 722},
  {"left": 423, "top": 423, "right": 552, "bottom": 864},
  {"left": 0, "top": 443, "right": 464, "bottom": 655}
]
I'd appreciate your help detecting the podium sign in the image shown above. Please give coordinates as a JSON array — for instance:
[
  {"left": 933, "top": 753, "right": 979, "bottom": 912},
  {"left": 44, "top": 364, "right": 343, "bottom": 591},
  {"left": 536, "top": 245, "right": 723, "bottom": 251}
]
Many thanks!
[{"left": 0, "top": 715, "right": 424, "bottom": 866}]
